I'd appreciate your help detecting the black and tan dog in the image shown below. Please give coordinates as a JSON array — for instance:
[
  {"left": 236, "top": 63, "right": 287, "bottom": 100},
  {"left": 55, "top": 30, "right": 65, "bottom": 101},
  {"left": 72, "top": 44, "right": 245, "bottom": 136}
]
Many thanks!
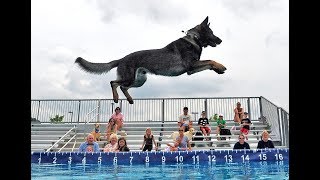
[
  {"left": 75, "top": 16, "right": 226, "bottom": 104},
  {"left": 91, "top": 123, "right": 101, "bottom": 141}
]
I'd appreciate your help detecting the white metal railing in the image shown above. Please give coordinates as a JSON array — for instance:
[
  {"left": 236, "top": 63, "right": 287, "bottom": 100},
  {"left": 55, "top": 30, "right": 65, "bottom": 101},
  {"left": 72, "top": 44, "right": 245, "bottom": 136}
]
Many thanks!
[
  {"left": 58, "top": 134, "right": 76, "bottom": 152},
  {"left": 83, "top": 105, "right": 100, "bottom": 139},
  {"left": 45, "top": 126, "right": 76, "bottom": 152},
  {"left": 71, "top": 137, "right": 78, "bottom": 152}
]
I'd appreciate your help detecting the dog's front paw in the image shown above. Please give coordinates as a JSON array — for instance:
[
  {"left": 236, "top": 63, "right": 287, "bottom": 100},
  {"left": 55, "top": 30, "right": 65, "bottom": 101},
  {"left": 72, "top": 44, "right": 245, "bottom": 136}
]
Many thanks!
[
  {"left": 212, "top": 67, "right": 226, "bottom": 74},
  {"left": 211, "top": 61, "right": 227, "bottom": 74}
]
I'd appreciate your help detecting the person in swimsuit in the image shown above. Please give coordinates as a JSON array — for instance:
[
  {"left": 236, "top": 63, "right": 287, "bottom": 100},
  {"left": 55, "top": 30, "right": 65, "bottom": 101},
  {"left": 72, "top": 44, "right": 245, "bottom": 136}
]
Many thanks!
[
  {"left": 234, "top": 102, "right": 244, "bottom": 124},
  {"left": 141, "top": 127, "right": 158, "bottom": 151}
]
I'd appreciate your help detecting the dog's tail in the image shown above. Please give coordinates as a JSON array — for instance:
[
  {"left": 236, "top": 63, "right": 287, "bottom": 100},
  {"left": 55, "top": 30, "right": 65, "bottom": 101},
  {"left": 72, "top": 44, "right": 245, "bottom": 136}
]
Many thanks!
[{"left": 75, "top": 57, "right": 119, "bottom": 74}]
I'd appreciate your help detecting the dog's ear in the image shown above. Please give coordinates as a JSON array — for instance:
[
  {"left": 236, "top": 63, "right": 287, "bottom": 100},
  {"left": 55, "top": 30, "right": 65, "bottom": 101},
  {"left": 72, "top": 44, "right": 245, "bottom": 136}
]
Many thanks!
[{"left": 200, "top": 16, "right": 209, "bottom": 26}]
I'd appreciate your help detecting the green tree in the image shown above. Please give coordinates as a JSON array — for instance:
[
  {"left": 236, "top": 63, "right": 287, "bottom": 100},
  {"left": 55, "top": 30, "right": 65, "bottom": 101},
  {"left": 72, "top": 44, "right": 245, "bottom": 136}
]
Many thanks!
[{"left": 50, "top": 115, "right": 64, "bottom": 123}]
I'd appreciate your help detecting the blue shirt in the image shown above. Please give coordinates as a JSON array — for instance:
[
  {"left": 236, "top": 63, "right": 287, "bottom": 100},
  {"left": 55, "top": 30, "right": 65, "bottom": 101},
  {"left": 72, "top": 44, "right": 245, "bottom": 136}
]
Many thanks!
[
  {"left": 176, "top": 136, "right": 189, "bottom": 148},
  {"left": 78, "top": 142, "right": 100, "bottom": 152}
]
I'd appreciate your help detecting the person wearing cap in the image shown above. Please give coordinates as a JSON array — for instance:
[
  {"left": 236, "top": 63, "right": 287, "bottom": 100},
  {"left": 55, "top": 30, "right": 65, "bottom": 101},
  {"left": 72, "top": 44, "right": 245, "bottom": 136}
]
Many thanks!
[
  {"left": 198, "top": 111, "right": 211, "bottom": 141},
  {"left": 110, "top": 107, "right": 124, "bottom": 131},
  {"left": 240, "top": 112, "right": 252, "bottom": 140},
  {"left": 234, "top": 102, "right": 244, "bottom": 124},
  {"left": 178, "top": 107, "right": 193, "bottom": 132},
  {"left": 216, "top": 114, "right": 226, "bottom": 137}
]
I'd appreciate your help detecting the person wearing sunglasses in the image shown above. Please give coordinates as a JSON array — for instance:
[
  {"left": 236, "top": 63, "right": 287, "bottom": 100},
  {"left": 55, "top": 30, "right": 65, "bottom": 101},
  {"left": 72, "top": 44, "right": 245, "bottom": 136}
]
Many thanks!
[
  {"left": 168, "top": 128, "right": 192, "bottom": 151},
  {"left": 233, "top": 134, "right": 250, "bottom": 149}
]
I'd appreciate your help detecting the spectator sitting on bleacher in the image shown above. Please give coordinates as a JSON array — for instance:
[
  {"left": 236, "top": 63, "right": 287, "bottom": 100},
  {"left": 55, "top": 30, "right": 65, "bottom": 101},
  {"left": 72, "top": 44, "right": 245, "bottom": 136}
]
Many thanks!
[
  {"left": 240, "top": 112, "right": 252, "bottom": 140},
  {"left": 110, "top": 107, "right": 124, "bottom": 131},
  {"left": 198, "top": 111, "right": 211, "bottom": 141},
  {"left": 178, "top": 107, "right": 193, "bottom": 132},
  {"left": 86, "top": 145, "right": 94, "bottom": 152},
  {"left": 105, "top": 118, "right": 118, "bottom": 142},
  {"left": 234, "top": 102, "right": 244, "bottom": 124},
  {"left": 141, "top": 127, "right": 158, "bottom": 151},
  {"left": 170, "top": 127, "right": 192, "bottom": 151},
  {"left": 103, "top": 134, "right": 118, "bottom": 152},
  {"left": 116, "top": 137, "right": 130, "bottom": 152},
  {"left": 233, "top": 134, "right": 250, "bottom": 149},
  {"left": 216, "top": 114, "right": 226, "bottom": 137},
  {"left": 78, "top": 133, "right": 100, "bottom": 152},
  {"left": 257, "top": 130, "right": 275, "bottom": 149}
]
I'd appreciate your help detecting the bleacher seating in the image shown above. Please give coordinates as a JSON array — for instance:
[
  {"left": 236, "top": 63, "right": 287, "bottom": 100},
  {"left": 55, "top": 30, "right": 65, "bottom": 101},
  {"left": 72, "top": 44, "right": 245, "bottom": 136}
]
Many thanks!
[{"left": 31, "top": 118, "right": 284, "bottom": 152}]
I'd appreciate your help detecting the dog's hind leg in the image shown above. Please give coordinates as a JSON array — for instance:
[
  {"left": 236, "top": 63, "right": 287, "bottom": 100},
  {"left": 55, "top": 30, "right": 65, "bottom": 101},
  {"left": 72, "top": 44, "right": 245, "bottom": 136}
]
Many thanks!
[
  {"left": 110, "top": 79, "right": 135, "bottom": 103},
  {"left": 110, "top": 80, "right": 121, "bottom": 103},
  {"left": 120, "top": 86, "right": 134, "bottom": 104},
  {"left": 187, "top": 60, "right": 227, "bottom": 75},
  {"left": 119, "top": 67, "right": 149, "bottom": 104}
]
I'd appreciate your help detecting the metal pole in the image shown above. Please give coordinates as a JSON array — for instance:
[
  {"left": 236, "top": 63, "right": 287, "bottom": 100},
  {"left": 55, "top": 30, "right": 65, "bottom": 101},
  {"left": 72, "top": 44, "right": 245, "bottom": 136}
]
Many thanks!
[
  {"left": 36, "top": 100, "right": 41, "bottom": 121},
  {"left": 97, "top": 100, "right": 101, "bottom": 122},
  {"left": 191, "top": 112, "right": 198, "bottom": 121},
  {"left": 259, "top": 96, "right": 263, "bottom": 118},
  {"left": 204, "top": 98, "right": 208, "bottom": 115},
  {"left": 247, "top": 97, "right": 251, "bottom": 118},
  {"left": 77, "top": 100, "right": 81, "bottom": 123},
  {"left": 161, "top": 99, "right": 165, "bottom": 123},
  {"left": 68, "top": 111, "right": 73, "bottom": 123},
  {"left": 111, "top": 102, "right": 114, "bottom": 115}
]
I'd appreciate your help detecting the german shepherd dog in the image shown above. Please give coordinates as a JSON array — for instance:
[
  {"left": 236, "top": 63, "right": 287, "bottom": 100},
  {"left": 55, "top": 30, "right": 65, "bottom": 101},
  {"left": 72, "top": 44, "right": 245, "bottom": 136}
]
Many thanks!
[{"left": 75, "top": 16, "right": 226, "bottom": 104}]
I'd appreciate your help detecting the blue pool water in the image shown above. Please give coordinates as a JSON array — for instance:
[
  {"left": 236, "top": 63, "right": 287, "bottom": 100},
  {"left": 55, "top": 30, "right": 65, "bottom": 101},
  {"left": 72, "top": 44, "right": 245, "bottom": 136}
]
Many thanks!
[
  {"left": 31, "top": 149, "right": 289, "bottom": 179},
  {"left": 31, "top": 161, "right": 289, "bottom": 179}
]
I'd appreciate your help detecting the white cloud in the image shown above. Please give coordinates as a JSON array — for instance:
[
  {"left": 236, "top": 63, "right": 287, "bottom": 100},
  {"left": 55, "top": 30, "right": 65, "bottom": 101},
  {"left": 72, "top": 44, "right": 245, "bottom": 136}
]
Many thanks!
[{"left": 31, "top": 0, "right": 289, "bottom": 111}]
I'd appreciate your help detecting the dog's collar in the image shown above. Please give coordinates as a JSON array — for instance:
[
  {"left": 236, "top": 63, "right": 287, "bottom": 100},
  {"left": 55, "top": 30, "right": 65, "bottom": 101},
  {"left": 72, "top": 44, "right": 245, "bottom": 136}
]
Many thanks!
[
  {"left": 188, "top": 31, "right": 204, "bottom": 47},
  {"left": 187, "top": 30, "right": 199, "bottom": 40},
  {"left": 183, "top": 31, "right": 202, "bottom": 51}
]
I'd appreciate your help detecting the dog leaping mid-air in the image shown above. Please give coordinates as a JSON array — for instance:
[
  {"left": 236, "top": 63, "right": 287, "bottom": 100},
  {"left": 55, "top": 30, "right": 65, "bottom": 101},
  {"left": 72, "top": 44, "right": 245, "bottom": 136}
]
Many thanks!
[{"left": 75, "top": 16, "right": 226, "bottom": 104}]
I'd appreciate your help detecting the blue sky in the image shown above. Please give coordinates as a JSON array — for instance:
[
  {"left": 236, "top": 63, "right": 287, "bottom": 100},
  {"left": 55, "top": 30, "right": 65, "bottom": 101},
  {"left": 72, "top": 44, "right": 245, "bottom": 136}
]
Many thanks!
[{"left": 31, "top": 0, "right": 289, "bottom": 111}]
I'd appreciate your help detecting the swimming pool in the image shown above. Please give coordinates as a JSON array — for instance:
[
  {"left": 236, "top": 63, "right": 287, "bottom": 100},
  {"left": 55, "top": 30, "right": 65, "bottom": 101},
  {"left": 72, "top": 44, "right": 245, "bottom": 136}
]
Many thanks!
[{"left": 31, "top": 149, "right": 289, "bottom": 179}]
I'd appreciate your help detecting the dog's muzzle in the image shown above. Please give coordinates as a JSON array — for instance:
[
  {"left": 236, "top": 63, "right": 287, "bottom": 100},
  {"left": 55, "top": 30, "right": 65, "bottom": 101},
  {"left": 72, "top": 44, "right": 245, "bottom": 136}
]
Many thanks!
[{"left": 210, "top": 36, "right": 222, "bottom": 47}]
